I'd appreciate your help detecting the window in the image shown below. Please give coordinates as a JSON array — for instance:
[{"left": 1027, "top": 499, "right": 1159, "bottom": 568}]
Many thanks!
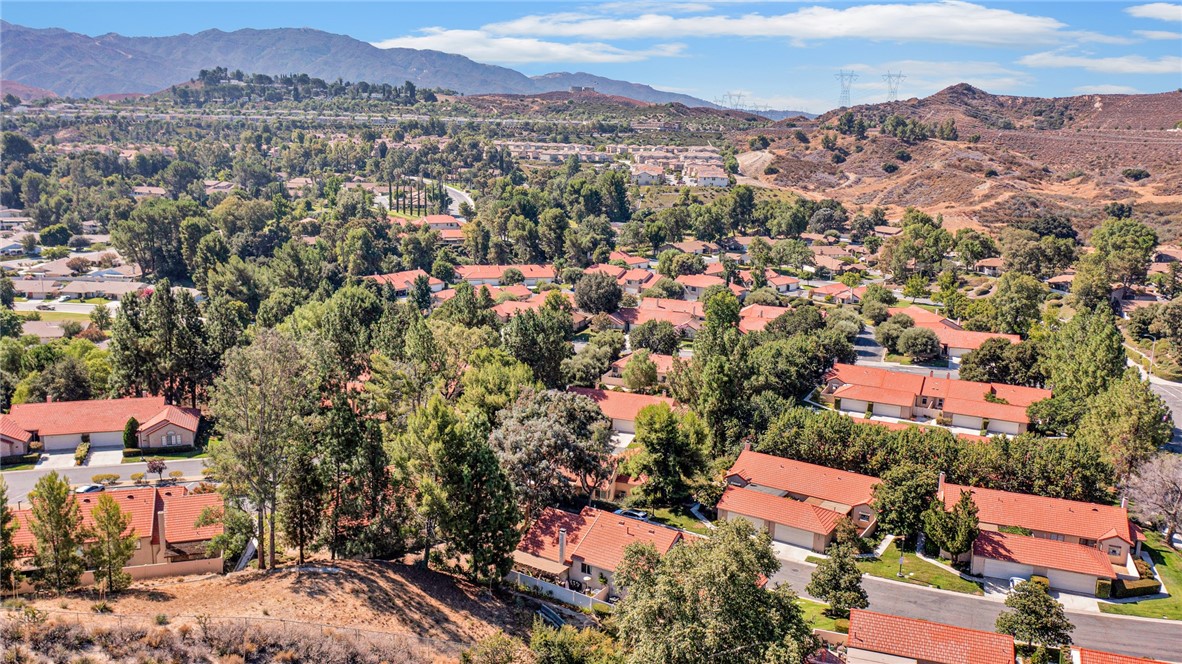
[
  {"left": 1108, "top": 546, "right": 1122, "bottom": 557},
  {"left": 1081, "top": 539, "right": 1097, "bottom": 548},
  {"left": 858, "top": 513, "right": 870, "bottom": 523},
  {"left": 580, "top": 563, "right": 591, "bottom": 575},
  {"left": 164, "top": 431, "right": 181, "bottom": 447}
]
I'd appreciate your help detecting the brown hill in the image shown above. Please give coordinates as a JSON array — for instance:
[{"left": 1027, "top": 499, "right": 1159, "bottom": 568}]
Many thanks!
[
  {"left": 0, "top": 79, "right": 58, "bottom": 101},
  {"left": 459, "top": 89, "right": 764, "bottom": 123}
]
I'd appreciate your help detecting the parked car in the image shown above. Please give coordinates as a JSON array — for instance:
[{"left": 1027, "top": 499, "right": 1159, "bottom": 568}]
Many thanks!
[
  {"left": 614, "top": 509, "right": 650, "bottom": 521},
  {"left": 74, "top": 484, "right": 105, "bottom": 494},
  {"left": 55, "top": 295, "right": 70, "bottom": 303},
  {"left": 35, "top": 304, "right": 55, "bottom": 311},
  {"left": 1008, "top": 576, "right": 1028, "bottom": 591}
]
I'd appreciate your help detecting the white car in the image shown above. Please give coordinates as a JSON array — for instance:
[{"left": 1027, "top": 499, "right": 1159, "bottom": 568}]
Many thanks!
[
  {"left": 74, "top": 484, "right": 105, "bottom": 494},
  {"left": 614, "top": 509, "right": 650, "bottom": 521}
]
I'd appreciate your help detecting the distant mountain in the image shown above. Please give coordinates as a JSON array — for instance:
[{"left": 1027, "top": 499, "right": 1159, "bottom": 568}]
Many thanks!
[
  {"left": 0, "top": 21, "right": 721, "bottom": 107},
  {"left": 0, "top": 80, "right": 58, "bottom": 101}
]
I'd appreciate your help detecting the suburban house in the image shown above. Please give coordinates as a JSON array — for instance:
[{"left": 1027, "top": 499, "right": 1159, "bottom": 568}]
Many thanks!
[
  {"left": 602, "top": 352, "right": 677, "bottom": 388},
  {"left": 10, "top": 487, "right": 225, "bottom": 585},
  {"left": 584, "top": 263, "right": 628, "bottom": 281},
  {"left": 615, "top": 298, "right": 705, "bottom": 337},
  {"left": 738, "top": 304, "right": 787, "bottom": 333},
  {"left": 1072, "top": 648, "right": 1167, "bottom": 664},
  {"left": 365, "top": 268, "right": 446, "bottom": 295},
  {"left": 421, "top": 214, "right": 462, "bottom": 230},
  {"left": 975, "top": 257, "right": 1004, "bottom": 277},
  {"left": 1047, "top": 272, "right": 1075, "bottom": 293},
  {"left": 807, "top": 282, "right": 860, "bottom": 304},
  {"left": 619, "top": 268, "right": 659, "bottom": 294},
  {"left": 716, "top": 447, "right": 879, "bottom": 552},
  {"left": 660, "top": 240, "right": 719, "bottom": 256},
  {"left": 512, "top": 506, "right": 682, "bottom": 600},
  {"left": 609, "top": 251, "right": 651, "bottom": 269},
  {"left": 683, "top": 164, "right": 729, "bottom": 187},
  {"left": 937, "top": 477, "right": 1142, "bottom": 594},
  {"left": 630, "top": 163, "right": 665, "bottom": 186},
  {"left": 845, "top": 610, "right": 1015, "bottom": 664},
  {"left": 0, "top": 396, "right": 201, "bottom": 456},
  {"left": 58, "top": 280, "right": 147, "bottom": 299},
  {"left": 820, "top": 364, "right": 1052, "bottom": 435},
  {"left": 888, "top": 306, "right": 1020, "bottom": 359},
  {"left": 453, "top": 264, "right": 557, "bottom": 288},
  {"left": 872, "top": 225, "right": 904, "bottom": 239},
  {"left": 20, "top": 320, "right": 69, "bottom": 343},
  {"left": 809, "top": 255, "right": 866, "bottom": 275},
  {"left": 568, "top": 387, "right": 676, "bottom": 435},
  {"left": 676, "top": 273, "right": 746, "bottom": 301}
]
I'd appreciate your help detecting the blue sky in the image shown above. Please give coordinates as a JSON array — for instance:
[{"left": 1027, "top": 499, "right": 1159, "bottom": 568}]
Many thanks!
[{"left": 5, "top": 1, "right": 1181, "bottom": 112}]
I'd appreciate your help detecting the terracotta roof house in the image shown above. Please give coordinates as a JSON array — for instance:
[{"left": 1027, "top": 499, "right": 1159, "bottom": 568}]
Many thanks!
[
  {"left": 602, "top": 352, "right": 677, "bottom": 388},
  {"left": 889, "top": 306, "right": 1020, "bottom": 358},
  {"left": 514, "top": 506, "right": 682, "bottom": 599},
  {"left": 807, "top": 282, "right": 860, "bottom": 304},
  {"left": 619, "top": 268, "right": 659, "bottom": 294},
  {"left": 454, "top": 264, "right": 557, "bottom": 288},
  {"left": 660, "top": 240, "right": 719, "bottom": 256},
  {"left": 568, "top": 387, "right": 676, "bottom": 435},
  {"left": 846, "top": 610, "right": 1015, "bottom": 664},
  {"left": 938, "top": 477, "right": 1142, "bottom": 593},
  {"left": 809, "top": 255, "right": 864, "bottom": 275},
  {"left": 609, "top": 251, "right": 651, "bottom": 269},
  {"left": 421, "top": 214, "right": 462, "bottom": 230},
  {"left": 821, "top": 364, "right": 1051, "bottom": 436},
  {"left": 717, "top": 448, "right": 879, "bottom": 552},
  {"left": 365, "top": 269, "right": 445, "bottom": 295},
  {"left": 975, "top": 257, "right": 1004, "bottom": 276},
  {"left": 1072, "top": 648, "right": 1168, "bottom": 664},
  {"left": 584, "top": 263, "right": 628, "bottom": 280},
  {"left": 675, "top": 273, "right": 736, "bottom": 301},
  {"left": 10, "top": 487, "right": 225, "bottom": 584},
  {"left": 0, "top": 396, "right": 201, "bottom": 457},
  {"left": 872, "top": 225, "right": 903, "bottom": 238},
  {"left": 738, "top": 304, "right": 787, "bottom": 333}
]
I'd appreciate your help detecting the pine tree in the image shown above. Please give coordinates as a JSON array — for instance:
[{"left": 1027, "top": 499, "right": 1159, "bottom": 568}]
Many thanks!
[
  {"left": 280, "top": 442, "right": 325, "bottom": 565},
  {"left": 87, "top": 494, "right": 138, "bottom": 592},
  {"left": 806, "top": 543, "right": 869, "bottom": 618},
  {"left": 0, "top": 479, "right": 20, "bottom": 592},
  {"left": 28, "top": 472, "right": 87, "bottom": 594},
  {"left": 922, "top": 490, "right": 978, "bottom": 559}
]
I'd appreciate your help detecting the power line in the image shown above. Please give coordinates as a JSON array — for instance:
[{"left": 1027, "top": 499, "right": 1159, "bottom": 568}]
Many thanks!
[
  {"left": 835, "top": 71, "right": 858, "bottom": 108},
  {"left": 883, "top": 71, "right": 906, "bottom": 102}
]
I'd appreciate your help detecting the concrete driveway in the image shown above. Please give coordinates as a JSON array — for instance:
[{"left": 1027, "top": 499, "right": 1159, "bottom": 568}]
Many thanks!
[
  {"left": 773, "top": 541, "right": 823, "bottom": 564},
  {"left": 34, "top": 451, "right": 75, "bottom": 469},
  {"left": 87, "top": 446, "right": 124, "bottom": 467}
]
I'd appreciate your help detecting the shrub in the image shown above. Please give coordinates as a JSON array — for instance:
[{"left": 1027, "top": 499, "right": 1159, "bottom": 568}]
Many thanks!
[
  {"left": 169, "top": 470, "right": 184, "bottom": 481},
  {"left": 1134, "top": 557, "right": 1154, "bottom": 579},
  {"left": 154, "top": 614, "right": 169, "bottom": 625},
  {"left": 1112, "top": 577, "right": 1161, "bottom": 598},
  {"left": 763, "top": 165, "right": 779, "bottom": 175},
  {"left": 1095, "top": 579, "right": 1111, "bottom": 599},
  {"left": 1030, "top": 575, "right": 1050, "bottom": 591},
  {"left": 985, "top": 169, "right": 999, "bottom": 177},
  {"left": 74, "top": 443, "right": 91, "bottom": 466},
  {"left": 1121, "top": 168, "right": 1150, "bottom": 181},
  {"left": 91, "top": 474, "right": 119, "bottom": 486},
  {"left": 894, "top": 149, "right": 912, "bottom": 162},
  {"left": 882, "top": 162, "right": 898, "bottom": 173},
  {"left": 91, "top": 602, "right": 112, "bottom": 614},
  {"left": 130, "top": 472, "right": 146, "bottom": 485},
  {"left": 123, "top": 418, "right": 139, "bottom": 449}
]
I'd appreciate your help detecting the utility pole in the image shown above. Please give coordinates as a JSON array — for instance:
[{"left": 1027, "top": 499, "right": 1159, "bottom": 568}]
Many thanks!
[
  {"left": 883, "top": 71, "right": 906, "bottom": 102},
  {"left": 835, "top": 71, "right": 858, "bottom": 108}
]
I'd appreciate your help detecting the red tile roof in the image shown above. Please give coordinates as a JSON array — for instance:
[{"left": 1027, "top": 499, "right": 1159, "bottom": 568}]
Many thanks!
[
  {"left": 943, "top": 483, "right": 1134, "bottom": 545},
  {"left": 717, "top": 485, "right": 843, "bottom": 535},
  {"left": 847, "top": 610, "right": 1015, "bottom": 664},
  {"left": 611, "top": 352, "right": 676, "bottom": 376},
  {"left": 0, "top": 416, "right": 33, "bottom": 443},
  {"left": 726, "top": 448, "right": 879, "bottom": 509},
  {"left": 455, "top": 264, "right": 557, "bottom": 280},
  {"left": 162, "top": 491, "right": 226, "bottom": 543},
  {"left": 518, "top": 507, "right": 594, "bottom": 564},
  {"left": 3, "top": 397, "right": 192, "bottom": 438},
  {"left": 888, "top": 305, "right": 960, "bottom": 328},
  {"left": 139, "top": 405, "right": 201, "bottom": 434},
  {"left": 584, "top": 263, "right": 628, "bottom": 279},
  {"left": 569, "top": 387, "right": 676, "bottom": 423},
  {"left": 421, "top": 214, "right": 459, "bottom": 226},
  {"left": 828, "top": 363, "right": 926, "bottom": 396},
  {"left": 621, "top": 268, "right": 657, "bottom": 284},
  {"left": 365, "top": 268, "right": 443, "bottom": 291},
  {"left": 973, "top": 530, "right": 1116, "bottom": 579},
  {"left": 675, "top": 273, "right": 726, "bottom": 289},
  {"left": 1076, "top": 648, "right": 1168, "bottom": 664},
  {"left": 517, "top": 506, "right": 680, "bottom": 572},
  {"left": 609, "top": 251, "right": 649, "bottom": 267},
  {"left": 832, "top": 383, "right": 919, "bottom": 408}
]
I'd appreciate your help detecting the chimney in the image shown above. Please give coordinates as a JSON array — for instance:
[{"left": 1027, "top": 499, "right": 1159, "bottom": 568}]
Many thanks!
[
  {"left": 558, "top": 528, "right": 567, "bottom": 563},
  {"left": 742, "top": 441, "right": 752, "bottom": 452},
  {"left": 1120, "top": 496, "right": 1128, "bottom": 509},
  {"left": 937, "top": 471, "right": 946, "bottom": 499},
  {"left": 155, "top": 508, "right": 167, "bottom": 565},
  {"left": 929, "top": 370, "right": 934, "bottom": 377}
]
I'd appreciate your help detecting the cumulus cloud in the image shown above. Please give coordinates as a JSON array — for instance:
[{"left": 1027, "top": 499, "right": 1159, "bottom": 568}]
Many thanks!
[
  {"left": 1018, "top": 51, "right": 1182, "bottom": 74},
  {"left": 1134, "top": 29, "right": 1182, "bottom": 39},
  {"left": 372, "top": 29, "right": 685, "bottom": 64},
  {"left": 1073, "top": 84, "right": 1141, "bottom": 94},
  {"left": 483, "top": 1, "right": 1106, "bottom": 47},
  {"left": 1125, "top": 3, "right": 1182, "bottom": 21}
]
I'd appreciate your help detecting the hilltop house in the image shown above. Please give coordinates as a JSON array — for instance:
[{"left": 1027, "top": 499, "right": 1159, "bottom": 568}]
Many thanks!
[
  {"left": 0, "top": 396, "right": 200, "bottom": 456},
  {"left": 716, "top": 447, "right": 879, "bottom": 552}
]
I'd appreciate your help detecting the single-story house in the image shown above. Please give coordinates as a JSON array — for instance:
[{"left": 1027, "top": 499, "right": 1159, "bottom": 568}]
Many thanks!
[
  {"left": 872, "top": 225, "right": 903, "bottom": 239},
  {"left": 12, "top": 279, "right": 59, "bottom": 299},
  {"left": 619, "top": 268, "right": 659, "bottom": 294},
  {"left": 584, "top": 263, "right": 628, "bottom": 281},
  {"left": 422, "top": 214, "right": 462, "bottom": 230},
  {"left": 454, "top": 264, "right": 557, "bottom": 288},
  {"left": 676, "top": 274, "right": 729, "bottom": 301},
  {"left": 738, "top": 304, "right": 788, "bottom": 333},
  {"left": 1072, "top": 648, "right": 1168, "bottom": 664},
  {"left": 609, "top": 251, "right": 651, "bottom": 269},
  {"left": 971, "top": 530, "right": 1117, "bottom": 596},
  {"left": 888, "top": 306, "right": 1020, "bottom": 358},
  {"left": 717, "top": 447, "right": 879, "bottom": 552},
  {"left": 602, "top": 352, "right": 677, "bottom": 388},
  {"left": 975, "top": 257, "right": 1004, "bottom": 277},
  {"left": 1047, "top": 272, "right": 1075, "bottom": 293},
  {"left": 0, "top": 396, "right": 201, "bottom": 455},
  {"left": 846, "top": 610, "right": 1015, "bottom": 664},
  {"left": 513, "top": 506, "right": 681, "bottom": 598},
  {"left": 20, "top": 320, "right": 69, "bottom": 342},
  {"left": 807, "top": 282, "right": 860, "bottom": 304},
  {"left": 659, "top": 240, "right": 719, "bottom": 256},
  {"left": 568, "top": 387, "right": 677, "bottom": 435},
  {"left": 58, "top": 280, "right": 147, "bottom": 299},
  {"left": 365, "top": 268, "right": 446, "bottom": 295}
]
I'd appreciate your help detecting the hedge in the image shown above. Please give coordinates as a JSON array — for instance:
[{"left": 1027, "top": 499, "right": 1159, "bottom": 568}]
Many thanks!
[
  {"left": 1095, "top": 579, "right": 1111, "bottom": 599},
  {"left": 74, "top": 442, "right": 91, "bottom": 466},
  {"left": 1112, "top": 577, "right": 1162, "bottom": 598}
]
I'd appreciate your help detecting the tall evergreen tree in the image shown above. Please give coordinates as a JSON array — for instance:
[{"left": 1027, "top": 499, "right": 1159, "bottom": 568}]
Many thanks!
[
  {"left": 1031, "top": 306, "right": 1126, "bottom": 433},
  {"left": 87, "top": 493, "right": 138, "bottom": 592},
  {"left": 28, "top": 472, "right": 87, "bottom": 594},
  {"left": 806, "top": 543, "right": 869, "bottom": 618},
  {"left": 280, "top": 442, "right": 325, "bottom": 566},
  {"left": 922, "top": 489, "right": 979, "bottom": 560},
  {"left": 0, "top": 479, "right": 19, "bottom": 592}
]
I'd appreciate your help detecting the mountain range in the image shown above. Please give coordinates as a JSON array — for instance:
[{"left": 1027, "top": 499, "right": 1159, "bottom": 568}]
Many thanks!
[{"left": 0, "top": 21, "right": 735, "bottom": 109}]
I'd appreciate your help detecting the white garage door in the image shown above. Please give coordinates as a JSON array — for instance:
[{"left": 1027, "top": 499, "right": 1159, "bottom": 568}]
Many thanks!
[
  {"left": 987, "top": 420, "right": 1020, "bottom": 436},
  {"left": 951, "top": 414, "right": 983, "bottom": 430},
  {"left": 839, "top": 399, "right": 868, "bottom": 415},
  {"left": 612, "top": 418, "right": 636, "bottom": 434},
  {"left": 41, "top": 435, "right": 82, "bottom": 452},
  {"left": 773, "top": 523, "right": 816, "bottom": 549},
  {"left": 1047, "top": 569, "right": 1099, "bottom": 595},
  {"left": 89, "top": 431, "right": 123, "bottom": 447},
  {"left": 981, "top": 557, "right": 1032, "bottom": 581},
  {"left": 728, "top": 513, "right": 765, "bottom": 532},
  {"left": 872, "top": 404, "right": 903, "bottom": 418}
]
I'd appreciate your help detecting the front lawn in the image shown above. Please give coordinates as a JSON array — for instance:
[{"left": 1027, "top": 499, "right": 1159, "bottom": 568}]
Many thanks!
[
  {"left": 797, "top": 599, "right": 845, "bottom": 633},
  {"left": 648, "top": 506, "right": 711, "bottom": 536},
  {"left": 1100, "top": 531, "right": 1182, "bottom": 620},
  {"left": 122, "top": 447, "right": 208, "bottom": 463},
  {"left": 17, "top": 311, "right": 90, "bottom": 322},
  {"left": 883, "top": 353, "right": 950, "bottom": 368},
  {"left": 811, "top": 543, "right": 983, "bottom": 595},
  {"left": 1, "top": 453, "right": 40, "bottom": 471}
]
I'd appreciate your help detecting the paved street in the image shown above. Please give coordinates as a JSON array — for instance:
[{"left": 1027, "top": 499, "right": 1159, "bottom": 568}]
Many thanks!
[
  {"left": 1, "top": 458, "right": 209, "bottom": 504},
  {"left": 13, "top": 299, "right": 118, "bottom": 316},
  {"left": 771, "top": 558, "right": 1182, "bottom": 660}
]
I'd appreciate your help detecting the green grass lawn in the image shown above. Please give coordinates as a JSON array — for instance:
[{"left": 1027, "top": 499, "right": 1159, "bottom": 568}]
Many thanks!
[
  {"left": 797, "top": 599, "right": 845, "bottom": 633},
  {"left": 65, "top": 297, "right": 111, "bottom": 305},
  {"left": 883, "top": 353, "right": 950, "bottom": 368},
  {"left": 122, "top": 448, "right": 208, "bottom": 463},
  {"left": 0, "top": 453, "right": 40, "bottom": 471},
  {"left": 17, "top": 311, "right": 90, "bottom": 322},
  {"left": 810, "top": 544, "right": 983, "bottom": 595},
  {"left": 1099, "top": 532, "right": 1182, "bottom": 620},
  {"left": 648, "top": 506, "right": 711, "bottom": 536}
]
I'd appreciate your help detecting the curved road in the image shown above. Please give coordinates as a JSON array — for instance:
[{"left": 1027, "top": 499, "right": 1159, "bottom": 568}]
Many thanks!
[{"left": 771, "top": 557, "right": 1182, "bottom": 660}]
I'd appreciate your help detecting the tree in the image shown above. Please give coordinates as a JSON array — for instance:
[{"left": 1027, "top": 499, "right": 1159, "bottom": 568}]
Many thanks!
[
  {"left": 923, "top": 489, "right": 978, "bottom": 559},
  {"left": 630, "top": 320, "right": 681, "bottom": 355},
  {"left": 279, "top": 442, "right": 324, "bottom": 566},
  {"left": 147, "top": 458, "right": 167, "bottom": 482},
  {"left": 897, "top": 326, "right": 941, "bottom": 360},
  {"left": 806, "top": 543, "right": 868, "bottom": 618},
  {"left": 502, "top": 307, "right": 572, "bottom": 389},
  {"left": 87, "top": 493, "right": 137, "bottom": 592},
  {"left": 1032, "top": 307, "right": 1126, "bottom": 433},
  {"left": 530, "top": 622, "right": 621, "bottom": 664},
  {"left": 1090, "top": 217, "right": 1157, "bottom": 288},
  {"left": 28, "top": 471, "right": 87, "bottom": 594},
  {"left": 500, "top": 267, "right": 525, "bottom": 285},
  {"left": 632, "top": 403, "right": 702, "bottom": 505},
  {"left": 408, "top": 273, "right": 433, "bottom": 311},
  {"left": 992, "top": 272, "right": 1046, "bottom": 336},
  {"left": 89, "top": 304, "right": 112, "bottom": 331},
  {"left": 0, "top": 479, "right": 19, "bottom": 591},
  {"left": 872, "top": 463, "right": 937, "bottom": 538},
  {"left": 614, "top": 519, "right": 816, "bottom": 663},
  {"left": 39, "top": 223, "right": 71, "bottom": 247},
  {"left": 1127, "top": 453, "right": 1182, "bottom": 545},
  {"left": 1070, "top": 252, "right": 1111, "bottom": 310},
  {"left": 1073, "top": 370, "right": 1173, "bottom": 485},
  {"left": 623, "top": 350, "right": 659, "bottom": 393},
  {"left": 995, "top": 581, "right": 1074, "bottom": 648},
  {"left": 208, "top": 329, "right": 310, "bottom": 570},
  {"left": 574, "top": 271, "right": 623, "bottom": 314},
  {"left": 903, "top": 275, "right": 928, "bottom": 302},
  {"left": 123, "top": 417, "right": 139, "bottom": 449}
]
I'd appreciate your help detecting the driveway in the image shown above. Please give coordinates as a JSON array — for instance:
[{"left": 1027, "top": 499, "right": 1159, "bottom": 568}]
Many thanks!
[
  {"left": 770, "top": 557, "right": 1182, "bottom": 660},
  {"left": 87, "top": 446, "right": 124, "bottom": 467},
  {"left": 773, "top": 541, "right": 823, "bottom": 564},
  {"left": 34, "top": 451, "right": 75, "bottom": 469}
]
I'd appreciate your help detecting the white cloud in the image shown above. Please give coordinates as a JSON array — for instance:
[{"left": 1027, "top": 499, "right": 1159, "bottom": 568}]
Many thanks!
[
  {"left": 1073, "top": 84, "right": 1141, "bottom": 94},
  {"left": 833, "top": 60, "right": 1034, "bottom": 101},
  {"left": 372, "top": 29, "right": 685, "bottom": 64},
  {"left": 1018, "top": 51, "right": 1182, "bottom": 74},
  {"left": 484, "top": 1, "right": 1107, "bottom": 47},
  {"left": 1125, "top": 3, "right": 1182, "bottom": 22},
  {"left": 1134, "top": 29, "right": 1182, "bottom": 39}
]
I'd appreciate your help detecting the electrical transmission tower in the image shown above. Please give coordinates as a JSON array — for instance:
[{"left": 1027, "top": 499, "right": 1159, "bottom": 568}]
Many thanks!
[
  {"left": 835, "top": 71, "right": 858, "bottom": 108},
  {"left": 883, "top": 71, "right": 906, "bottom": 102}
]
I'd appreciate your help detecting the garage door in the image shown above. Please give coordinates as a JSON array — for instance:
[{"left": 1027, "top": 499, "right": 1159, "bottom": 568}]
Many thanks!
[
  {"left": 987, "top": 420, "right": 1020, "bottom": 436},
  {"left": 1047, "top": 569, "right": 1099, "bottom": 595},
  {"left": 981, "top": 557, "right": 1031, "bottom": 581},
  {"left": 772, "top": 523, "right": 816, "bottom": 549},
  {"left": 951, "top": 414, "right": 983, "bottom": 430},
  {"left": 728, "top": 513, "right": 765, "bottom": 532},
  {"left": 839, "top": 399, "right": 868, "bottom": 415},
  {"left": 872, "top": 404, "right": 903, "bottom": 418},
  {"left": 41, "top": 435, "right": 82, "bottom": 452},
  {"left": 612, "top": 418, "right": 636, "bottom": 434},
  {"left": 90, "top": 431, "right": 123, "bottom": 446}
]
